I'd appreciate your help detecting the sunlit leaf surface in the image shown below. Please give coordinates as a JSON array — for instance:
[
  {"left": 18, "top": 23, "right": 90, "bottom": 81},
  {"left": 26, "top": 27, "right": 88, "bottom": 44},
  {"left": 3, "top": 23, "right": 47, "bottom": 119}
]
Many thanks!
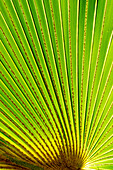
[{"left": 0, "top": 0, "right": 113, "bottom": 169}]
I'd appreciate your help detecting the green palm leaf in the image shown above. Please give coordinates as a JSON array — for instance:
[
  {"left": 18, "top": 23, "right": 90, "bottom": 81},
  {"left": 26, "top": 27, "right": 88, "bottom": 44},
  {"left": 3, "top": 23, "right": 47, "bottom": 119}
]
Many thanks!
[{"left": 0, "top": 0, "right": 113, "bottom": 169}]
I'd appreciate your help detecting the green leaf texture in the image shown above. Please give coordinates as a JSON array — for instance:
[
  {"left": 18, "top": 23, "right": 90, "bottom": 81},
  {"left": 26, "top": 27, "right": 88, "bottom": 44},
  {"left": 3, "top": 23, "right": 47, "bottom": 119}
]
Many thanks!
[{"left": 0, "top": 0, "right": 113, "bottom": 169}]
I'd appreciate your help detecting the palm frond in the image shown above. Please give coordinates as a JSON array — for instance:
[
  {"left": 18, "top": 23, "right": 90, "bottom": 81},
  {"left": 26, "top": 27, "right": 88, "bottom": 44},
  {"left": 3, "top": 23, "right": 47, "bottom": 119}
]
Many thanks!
[{"left": 0, "top": 0, "right": 113, "bottom": 169}]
